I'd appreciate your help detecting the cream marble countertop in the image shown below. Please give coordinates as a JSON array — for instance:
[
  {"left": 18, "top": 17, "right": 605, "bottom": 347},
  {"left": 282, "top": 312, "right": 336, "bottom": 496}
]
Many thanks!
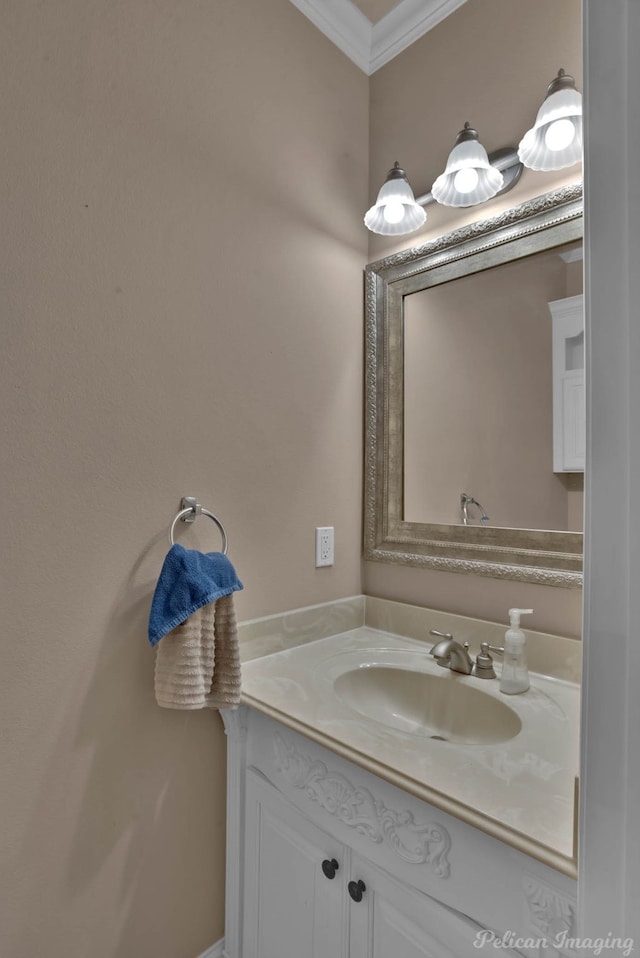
[{"left": 240, "top": 625, "right": 580, "bottom": 877}]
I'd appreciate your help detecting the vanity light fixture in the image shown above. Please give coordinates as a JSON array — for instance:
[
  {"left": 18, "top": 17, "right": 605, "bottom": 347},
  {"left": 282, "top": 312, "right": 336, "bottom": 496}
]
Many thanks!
[
  {"left": 364, "top": 68, "right": 582, "bottom": 236},
  {"left": 363, "top": 161, "right": 427, "bottom": 236},
  {"left": 431, "top": 123, "right": 504, "bottom": 208},
  {"left": 518, "top": 69, "right": 583, "bottom": 172},
  {"left": 365, "top": 145, "right": 523, "bottom": 235}
]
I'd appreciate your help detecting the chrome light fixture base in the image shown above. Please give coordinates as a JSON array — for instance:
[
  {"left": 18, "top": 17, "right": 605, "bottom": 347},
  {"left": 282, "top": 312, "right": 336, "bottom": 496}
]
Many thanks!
[{"left": 487, "top": 147, "right": 524, "bottom": 198}]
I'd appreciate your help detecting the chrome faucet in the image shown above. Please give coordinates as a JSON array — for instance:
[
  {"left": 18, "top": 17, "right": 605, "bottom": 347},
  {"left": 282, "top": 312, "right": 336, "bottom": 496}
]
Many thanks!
[
  {"left": 429, "top": 629, "right": 498, "bottom": 679},
  {"left": 460, "top": 493, "right": 490, "bottom": 526}
]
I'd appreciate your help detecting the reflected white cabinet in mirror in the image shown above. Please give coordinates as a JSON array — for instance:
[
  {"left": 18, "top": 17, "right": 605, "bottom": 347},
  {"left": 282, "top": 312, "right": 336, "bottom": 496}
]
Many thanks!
[
  {"left": 550, "top": 294, "right": 585, "bottom": 473},
  {"left": 364, "top": 185, "right": 583, "bottom": 587}
]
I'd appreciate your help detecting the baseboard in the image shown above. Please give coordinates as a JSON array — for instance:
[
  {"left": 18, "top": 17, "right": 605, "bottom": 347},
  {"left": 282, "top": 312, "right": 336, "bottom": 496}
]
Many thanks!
[{"left": 195, "top": 939, "right": 224, "bottom": 958}]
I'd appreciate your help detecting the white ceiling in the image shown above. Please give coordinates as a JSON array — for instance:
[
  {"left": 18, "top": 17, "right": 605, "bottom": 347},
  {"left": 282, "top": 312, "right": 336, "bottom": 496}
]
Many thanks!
[{"left": 288, "top": 0, "right": 468, "bottom": 74}]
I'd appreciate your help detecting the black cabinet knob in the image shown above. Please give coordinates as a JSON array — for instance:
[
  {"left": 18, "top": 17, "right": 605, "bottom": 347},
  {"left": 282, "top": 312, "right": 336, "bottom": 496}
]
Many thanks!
[
  {"left": 348, "top": 879, "right": 366, "bottom": 902},
  {"left": 321, "top": 858, "right": 339, "bottom": 880}
]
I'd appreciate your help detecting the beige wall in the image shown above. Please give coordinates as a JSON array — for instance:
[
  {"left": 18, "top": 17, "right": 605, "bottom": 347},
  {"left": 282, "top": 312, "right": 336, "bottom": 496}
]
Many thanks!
[
  {"left": 364, "top": 0, "right": 584, "bottom": 639},
  {"left": 0, "top": 2, "right": 368, "bottom": 956}
]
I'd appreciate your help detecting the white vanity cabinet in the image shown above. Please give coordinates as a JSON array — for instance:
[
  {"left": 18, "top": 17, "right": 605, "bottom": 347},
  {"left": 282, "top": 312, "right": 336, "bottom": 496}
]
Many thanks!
[
  {"left": 244, "top": 770, "right": 483, "bottom": 958},
  {"left": 222, "top": 707, "right": 577, "bottom": 958},
  {"left": 550, "top": 293, "right": 585, "bottom": 473}
]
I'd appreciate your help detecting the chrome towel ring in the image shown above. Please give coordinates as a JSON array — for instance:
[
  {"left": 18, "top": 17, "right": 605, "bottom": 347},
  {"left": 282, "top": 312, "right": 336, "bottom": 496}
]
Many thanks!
[{"left": 168, "top": 496, "right": 228, "bottom": 555}]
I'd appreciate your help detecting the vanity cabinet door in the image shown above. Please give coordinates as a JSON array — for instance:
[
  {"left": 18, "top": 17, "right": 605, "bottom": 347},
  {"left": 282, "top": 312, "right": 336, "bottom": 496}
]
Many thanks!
[
  {"left": 243, "top": 771, "right": 348, "bottom": 958},
  {"left": 347, "top": 856, "right": 520, "bottom": 958}
]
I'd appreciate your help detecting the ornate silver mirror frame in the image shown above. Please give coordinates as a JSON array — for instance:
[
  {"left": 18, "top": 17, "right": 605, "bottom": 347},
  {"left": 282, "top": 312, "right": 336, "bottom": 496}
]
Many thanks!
[{"left": 364, "top": 185, "right": 583, "bottom": 588}]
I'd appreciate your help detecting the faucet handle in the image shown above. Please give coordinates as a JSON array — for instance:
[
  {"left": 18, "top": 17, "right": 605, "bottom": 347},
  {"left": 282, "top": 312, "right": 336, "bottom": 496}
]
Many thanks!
[
  {"left": 484, "top": 643, "right": 504, "bottom": 655},
  {"left": 429, "top": 629, "right": 453, "bottom": 640},
  {"left": 473, "top": 641, "right": 498, "bottom": 679}
]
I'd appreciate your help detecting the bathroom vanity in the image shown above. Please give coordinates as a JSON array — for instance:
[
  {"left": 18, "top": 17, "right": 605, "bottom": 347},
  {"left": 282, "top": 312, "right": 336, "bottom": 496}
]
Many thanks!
[{"left": 222, "top": 599, "right": 580, "bottom": 958}]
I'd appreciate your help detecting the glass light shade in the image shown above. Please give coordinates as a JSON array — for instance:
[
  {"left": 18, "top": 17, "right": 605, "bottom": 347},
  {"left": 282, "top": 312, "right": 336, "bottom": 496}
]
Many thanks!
[
  {"left": 431, "top": 125, "right": 503, "bottom": 207},
  {"left": 518, "top": 70, "right": 583, "bottom": 171},
  {"left": 364, "top": 163, "right": 427, "bottom": 236}
]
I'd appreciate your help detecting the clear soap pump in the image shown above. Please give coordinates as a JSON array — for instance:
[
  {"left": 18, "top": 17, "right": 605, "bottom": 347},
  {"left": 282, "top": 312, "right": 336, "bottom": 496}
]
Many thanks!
[{"left": 499, "top": 608, "right": 533, "bottom": 694}]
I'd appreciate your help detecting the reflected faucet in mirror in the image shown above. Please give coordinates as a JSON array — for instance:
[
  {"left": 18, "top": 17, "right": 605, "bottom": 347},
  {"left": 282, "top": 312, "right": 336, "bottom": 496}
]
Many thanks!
[{"left": 460, "top": 494, "right": 490, "bottom": 526}]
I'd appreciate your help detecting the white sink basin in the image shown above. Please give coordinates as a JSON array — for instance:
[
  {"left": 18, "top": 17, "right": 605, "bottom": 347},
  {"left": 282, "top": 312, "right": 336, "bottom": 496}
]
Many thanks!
[{"left": 333, "top": 664, "right": 522, "bottom": 744}]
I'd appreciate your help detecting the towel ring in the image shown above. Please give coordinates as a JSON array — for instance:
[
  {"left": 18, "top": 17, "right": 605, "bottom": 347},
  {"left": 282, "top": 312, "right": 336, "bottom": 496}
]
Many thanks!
[{"left": 169, "top": 500, "right": 228, "bottom": 555}]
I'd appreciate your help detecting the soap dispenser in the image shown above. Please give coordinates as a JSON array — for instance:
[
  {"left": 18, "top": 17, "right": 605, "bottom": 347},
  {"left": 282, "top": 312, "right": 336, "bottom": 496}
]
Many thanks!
[{"left": 499, "top": 608, "right": 533, "bottom": 694}]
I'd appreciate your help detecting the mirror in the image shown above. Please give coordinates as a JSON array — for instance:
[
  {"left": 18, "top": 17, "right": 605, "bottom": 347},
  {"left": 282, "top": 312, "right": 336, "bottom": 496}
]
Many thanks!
[
  {"left": 404, "top": 238, "right": 583, "bottom": 531},
  {"left": 364, "top": 185, "right": 583, "bottom": 588}
]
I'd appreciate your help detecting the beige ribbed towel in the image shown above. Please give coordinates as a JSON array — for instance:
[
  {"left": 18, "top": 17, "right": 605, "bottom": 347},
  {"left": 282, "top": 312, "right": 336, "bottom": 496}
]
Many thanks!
[{"left": 154, "top": 593, "right": 241, "bottom": 709}]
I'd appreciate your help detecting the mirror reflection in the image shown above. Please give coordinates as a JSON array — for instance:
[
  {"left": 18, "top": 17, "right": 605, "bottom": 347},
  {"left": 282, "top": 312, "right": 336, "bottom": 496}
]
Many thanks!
[{"left": 403, "top": 240, "right": 584, "bottom": 532}]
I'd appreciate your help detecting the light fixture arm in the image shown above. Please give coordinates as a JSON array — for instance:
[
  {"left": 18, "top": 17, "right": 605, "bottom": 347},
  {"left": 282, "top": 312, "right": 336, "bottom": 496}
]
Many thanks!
[{"left": 415, "top": 147, "right": 522, "bottom": 207}]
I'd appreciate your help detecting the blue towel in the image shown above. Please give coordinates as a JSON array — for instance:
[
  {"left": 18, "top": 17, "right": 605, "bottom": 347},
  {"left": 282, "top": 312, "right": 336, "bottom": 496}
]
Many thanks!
[{"left": 148, "top": 544, "right": 243, "bottom": 647}]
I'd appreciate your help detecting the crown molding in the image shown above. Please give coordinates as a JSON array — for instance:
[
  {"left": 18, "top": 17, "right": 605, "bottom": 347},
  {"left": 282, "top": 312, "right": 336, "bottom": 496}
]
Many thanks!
[
  {"left": 289, "top": 0, "right": 468, "bottom": 74},
  {"left": 370, "top": 0, "right": 468, "bottom": 72},
  {"left": 288, "top": 0, "right": 372, "bottom": 73}
]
